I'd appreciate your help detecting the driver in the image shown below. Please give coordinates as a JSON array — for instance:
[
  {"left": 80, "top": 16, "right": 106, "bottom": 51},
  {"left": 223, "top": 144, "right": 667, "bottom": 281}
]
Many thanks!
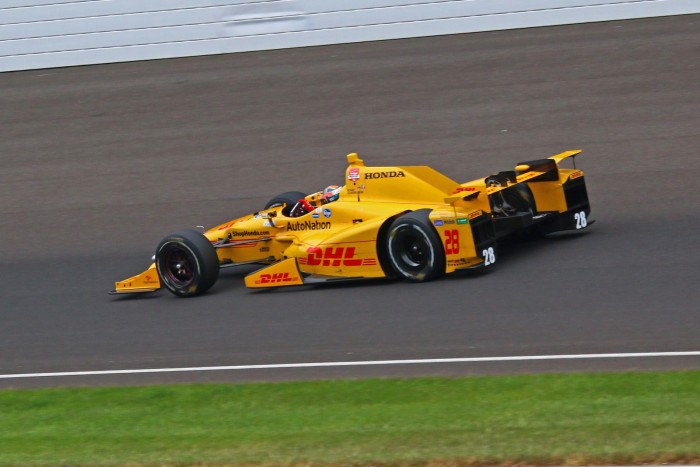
[
  {"left": 289, "top": 185, "right": 342, "bottom": 217},
  {"left": 320, "top": 185, "right": 342, "bottom": 204}
]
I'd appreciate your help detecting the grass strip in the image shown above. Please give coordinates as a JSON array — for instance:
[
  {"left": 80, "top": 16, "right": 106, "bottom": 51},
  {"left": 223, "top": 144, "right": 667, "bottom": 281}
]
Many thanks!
[{"left": 0, "top": 371, "right": 699, "bottom": 466}]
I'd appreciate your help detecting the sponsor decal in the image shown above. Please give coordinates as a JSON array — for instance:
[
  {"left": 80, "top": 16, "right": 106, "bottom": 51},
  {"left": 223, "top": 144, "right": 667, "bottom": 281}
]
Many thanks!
[
  {"left": 219, "top": 220, "right": 272, "bottom": 231},
  {"left": 259, "top": 246, "right": 270, "bottom": 252},
  {"left": 448, "top": 258, "right": 468, "bottom": 265},
  {"left": 468, "top": 211, "right": 482, "bottom": 220},
  {"left": 307, "top": 246, "right": 361, "bottom": 267},
  {"left": 348, "top": 167, "right": 361, "bottom": 182},
  {"left": 323, "top": 208, "right": 332, "bottom": 219},
  {"left": 453, "top": 186, "right": 477, "bottom": 194},
  {"left": 258, "top": 272, "right": 296, "bottom": 284},
  {"left": 287, "top": 220, "right": 331, "bottom": 232},
  {"left": 143, "top": 274, "right": 159, "bottom": 285},
  {"left": 306, "top": 246, "right": 376, "bottom": 267},
  {"left": 433, "top": 219, "right": 444, "bottom": 227},
  {"left": 364, "top": 170, "right": 405, "bottom": 179},
  {"left": 517, "top": 172, "right": 537, "bottom": 182},
  {"left": 311, "top": 211, "right": 319, "bottom": 219},
  {"left": 444, "top": 219, "right": 456, "bottom": 224},
  {"left": 217, "top": 221, "right": 235, "bottom": 230},
  {"left": 570, "top": 170, "right": 584, "bottom": 180},
  {"left": 456, "top": 218, "right": 469, "bottom": 225},
  {"left": 230, "top": 230, "right": 270, "bottom": 237}
]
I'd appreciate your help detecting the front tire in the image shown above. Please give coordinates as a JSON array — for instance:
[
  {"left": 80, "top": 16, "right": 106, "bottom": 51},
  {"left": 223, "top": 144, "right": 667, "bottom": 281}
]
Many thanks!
[
  {"left": 155, "top": 229, "right": 220, "bottom": 297},
  {"left": 385, "top": 210, "right": 446, "bottom": 282}
]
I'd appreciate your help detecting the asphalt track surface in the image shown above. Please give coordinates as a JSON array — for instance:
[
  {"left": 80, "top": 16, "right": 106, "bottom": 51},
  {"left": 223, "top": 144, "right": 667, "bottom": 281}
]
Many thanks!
[{"left": 1, "top": 15, "right": 699, "bottom": 389}]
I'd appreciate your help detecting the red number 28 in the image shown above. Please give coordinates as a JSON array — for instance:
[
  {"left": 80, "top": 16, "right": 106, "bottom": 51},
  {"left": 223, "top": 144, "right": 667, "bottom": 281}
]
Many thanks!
[{"left": 444, "top": 229, "right": 460, "bottom": 255}]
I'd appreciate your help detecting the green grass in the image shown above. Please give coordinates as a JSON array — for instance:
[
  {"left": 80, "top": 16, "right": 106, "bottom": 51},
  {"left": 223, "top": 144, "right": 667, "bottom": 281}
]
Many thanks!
[{"left": 1, "top": 371, "right": 699, "bottom": 466}]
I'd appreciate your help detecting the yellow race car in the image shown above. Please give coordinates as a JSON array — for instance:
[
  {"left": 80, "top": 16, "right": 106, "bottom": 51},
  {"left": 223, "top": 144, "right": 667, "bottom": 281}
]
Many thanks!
[{"left": 112, "top": 151, "right": 592, "bottom": 297}]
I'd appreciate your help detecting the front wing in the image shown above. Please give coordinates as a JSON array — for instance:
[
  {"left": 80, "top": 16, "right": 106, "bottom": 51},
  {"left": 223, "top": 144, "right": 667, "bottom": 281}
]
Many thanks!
[{"left": 111, "top": 263, "right": 160, "bottom": 294}]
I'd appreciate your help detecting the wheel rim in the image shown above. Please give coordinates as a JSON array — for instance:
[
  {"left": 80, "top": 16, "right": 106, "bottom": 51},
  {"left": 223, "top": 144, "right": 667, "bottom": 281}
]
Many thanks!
[
  {"left": 161, "top": 244, "right": 195, "bottom": 288},
  {"left": 391, "top": 225, "right": 431, "bottom": 271}
]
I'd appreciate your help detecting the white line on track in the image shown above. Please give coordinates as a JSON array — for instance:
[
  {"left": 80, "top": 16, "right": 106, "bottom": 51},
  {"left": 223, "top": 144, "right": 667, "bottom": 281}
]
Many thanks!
[{"left": 1, "top": 351, "right": 699, "bottom": 380}]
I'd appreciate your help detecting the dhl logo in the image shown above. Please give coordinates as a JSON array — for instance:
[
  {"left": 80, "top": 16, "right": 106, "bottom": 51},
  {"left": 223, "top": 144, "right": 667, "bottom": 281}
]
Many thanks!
[
  {"left": 570, "top": 170, "right": 584, "bottom": 180},
  {"left": 258, "top": 272, "right": 296, "bottom": 284},
  {"left": 305, "top": 247, "right": 363, "bottom": 267},
  {"left": 453, "top": 186, "right": 477, "bottom": 194}
]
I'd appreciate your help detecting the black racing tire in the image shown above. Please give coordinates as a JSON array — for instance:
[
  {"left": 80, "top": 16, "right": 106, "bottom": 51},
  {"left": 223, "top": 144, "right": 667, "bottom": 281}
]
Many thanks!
[
  {"left": 385, "top": 209, "right": 446, "bottom": 282},
  {"left": 155, "top": 229, "right": 220, "bottom": 297},
  {"left": 264, "top": 191, "right": 307, "bottom": 216},
  {"left": 509, "top": 184, "right": 536, "bottom": 214},
  {"left": 488, "top": 183, "right": 535, "bottom": 217}
]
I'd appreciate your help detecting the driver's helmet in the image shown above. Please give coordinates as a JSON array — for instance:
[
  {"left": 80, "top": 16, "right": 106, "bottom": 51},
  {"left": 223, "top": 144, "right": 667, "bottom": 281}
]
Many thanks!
[{"left": 320, "top": 185, "right": 342, "bottom": 204}]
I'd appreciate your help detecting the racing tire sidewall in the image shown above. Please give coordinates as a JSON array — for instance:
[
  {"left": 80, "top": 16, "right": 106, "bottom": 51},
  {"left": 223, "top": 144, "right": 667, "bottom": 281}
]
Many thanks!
[
  {"left": 155, "top": 229, "right": 219, "bottom": 297},
  {"left": 385, "top": 210, "right": 446, "bottom": 282},
  {"left": 508, "top": 184, "right": 536, "bottom": 214}
]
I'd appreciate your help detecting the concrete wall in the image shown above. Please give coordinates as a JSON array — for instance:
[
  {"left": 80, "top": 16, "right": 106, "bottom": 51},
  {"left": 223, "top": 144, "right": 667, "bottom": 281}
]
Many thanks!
[{"left": 2, "top": 0, "right": 699, "bottom": 72}]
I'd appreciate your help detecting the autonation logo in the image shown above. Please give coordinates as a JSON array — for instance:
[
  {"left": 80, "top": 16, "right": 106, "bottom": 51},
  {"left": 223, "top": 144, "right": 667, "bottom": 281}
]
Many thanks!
[{"left": 287, "top": 220, "right": 331, "bottom": 232}]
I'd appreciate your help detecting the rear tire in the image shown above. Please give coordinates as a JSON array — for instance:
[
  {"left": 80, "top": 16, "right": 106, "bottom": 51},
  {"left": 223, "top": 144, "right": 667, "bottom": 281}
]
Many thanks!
[
  {"left": 385, "top": 210, "right": 446, "bottom": 282},
  {"left": 264, "top": 191, "right": 307, "bottom": 216},
  {"left": 487, "top": 182, "right": 535, "bottom": 217},
  {"left": 155, "top": 229, "right": 219, "bottom": 297}
]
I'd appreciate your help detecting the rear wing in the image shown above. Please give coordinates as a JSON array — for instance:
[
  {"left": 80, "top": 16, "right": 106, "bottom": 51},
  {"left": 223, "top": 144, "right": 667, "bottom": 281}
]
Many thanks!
[
  {"left": 445, "top": 150, "right": 584, "bottom": 204},
  {"left": 515, "top": 150, "right": 583, "bottom": 183},
  {"left": 548, "top": 149, "right": 582, "bottom": 166}
]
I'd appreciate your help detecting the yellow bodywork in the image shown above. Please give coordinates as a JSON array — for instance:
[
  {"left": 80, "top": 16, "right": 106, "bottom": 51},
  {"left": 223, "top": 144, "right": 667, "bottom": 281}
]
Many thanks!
[
  {"left": 113, "top": 150, "right": 588, "bottom": 293},
  {"left": 114, "top": 263, "right": 160, "bottom": 293},
  {"left": 245, "top": 257, "right": 304, "bottom": 288}
]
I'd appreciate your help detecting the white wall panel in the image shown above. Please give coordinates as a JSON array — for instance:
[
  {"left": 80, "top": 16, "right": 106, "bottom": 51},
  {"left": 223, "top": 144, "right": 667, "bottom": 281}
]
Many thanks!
[{"left": 2, "top": 0, "right": 699, "bottom": 72}]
